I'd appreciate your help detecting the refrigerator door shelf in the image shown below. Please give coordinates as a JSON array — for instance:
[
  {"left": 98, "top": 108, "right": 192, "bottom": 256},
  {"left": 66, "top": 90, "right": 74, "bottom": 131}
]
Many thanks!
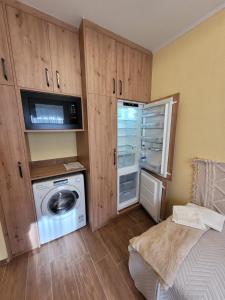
[{"left": 141, "top": 97, "right": 174, "bottom": 178}]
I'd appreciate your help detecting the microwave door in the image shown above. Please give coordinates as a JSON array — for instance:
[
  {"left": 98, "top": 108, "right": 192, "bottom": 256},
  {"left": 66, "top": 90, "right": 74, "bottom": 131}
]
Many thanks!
[{"left": 140, "top": 97, "right": 176, "bottom": 178}]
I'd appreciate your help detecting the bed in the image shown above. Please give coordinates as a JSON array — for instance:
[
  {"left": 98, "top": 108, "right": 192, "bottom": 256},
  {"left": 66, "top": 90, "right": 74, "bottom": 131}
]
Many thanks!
[{"left": 128, "top": 159, "right": 225, "bottom": 300}]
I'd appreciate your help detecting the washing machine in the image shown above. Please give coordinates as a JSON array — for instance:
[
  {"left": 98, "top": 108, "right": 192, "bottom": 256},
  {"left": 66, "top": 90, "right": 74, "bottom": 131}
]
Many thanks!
[{"left": 33, "top": 173, "right": 86, "bottom": 245}]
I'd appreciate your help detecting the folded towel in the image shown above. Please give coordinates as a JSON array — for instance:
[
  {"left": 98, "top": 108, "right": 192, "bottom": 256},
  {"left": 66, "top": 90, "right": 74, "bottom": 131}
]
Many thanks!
[
  {"left": 172, "top": 205, "right": 207, "bottom": 230},
  {"left": 187, "top": 203, "right": 225, "bottom": 232}
]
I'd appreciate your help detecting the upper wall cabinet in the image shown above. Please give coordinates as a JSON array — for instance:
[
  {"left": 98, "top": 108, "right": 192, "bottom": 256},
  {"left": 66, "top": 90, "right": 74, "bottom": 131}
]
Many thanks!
[
  {"left": 82, "top": 21, "right": 152, "bottom": 101},
  {"left": 6, "top": 6, "right": 82, "bottom": 96},
  {"left": 48, "top": 23, "right": 82, "bottom": 96},
  {"left": 84, "top": 26, "right": 117, "bottom": 96},
  {"left": 0, "top": 4, "right": 13, "bottom": 85},
  {"left": 116, "top": 42, "right": 152, "bottom": 102},
  {"left": 6, "top": 6, "right": 53, "bottom": 92}
]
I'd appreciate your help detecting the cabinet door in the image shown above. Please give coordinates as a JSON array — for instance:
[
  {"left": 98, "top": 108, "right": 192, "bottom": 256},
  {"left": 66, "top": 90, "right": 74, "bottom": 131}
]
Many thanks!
[
  {"left": 0, "top": 4, "right": 13, "bottom": 85},
  {"left": 0, "top": 85, "right": 39, "bottom": 255},
  {"left": 6, "top": 6, "right": 53, "bottom": 91},
  {"left": 117, "top": 42, "right": 152, "bottom": 102},
  {"left": 48, "top": 23, "right": 82, "bottom": 96},
  {"left": 85, "top": 27, "right": 116, "bottom": 96},
  {"left": 88, "top": 94, "right": 117, "bottom": 229}
]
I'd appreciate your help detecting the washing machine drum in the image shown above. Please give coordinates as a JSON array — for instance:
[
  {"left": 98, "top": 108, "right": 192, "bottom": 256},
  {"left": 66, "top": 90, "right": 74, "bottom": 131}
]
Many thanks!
[{"left": 42, "top": 187, "right": 80, "bottom": 216}]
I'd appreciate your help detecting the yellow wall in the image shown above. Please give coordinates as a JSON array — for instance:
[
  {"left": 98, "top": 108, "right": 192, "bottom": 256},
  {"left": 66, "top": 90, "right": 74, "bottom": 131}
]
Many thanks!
[
  {"left": 28, "top": 132, "right": 77, "bottom": 161},
  {"left": 151, "top": 9, "right": 225, "bottom": 210}
]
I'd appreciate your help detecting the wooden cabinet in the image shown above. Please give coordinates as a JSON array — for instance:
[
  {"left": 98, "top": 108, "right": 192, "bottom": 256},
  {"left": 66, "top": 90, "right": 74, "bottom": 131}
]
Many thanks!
[
  {"left": 48, "top": 23, "right": 82, "bottom": 96},
  {"left": 6, "top": 6, "right": 53, "bottom": 92},
  {"left": 87, "top": 94, "right": 117, "bottom": 229},
  {"left": 84, "top": 26, "right": 116, "bottom": 96},
  {"left": 0, "top": 85, "right": 39, "bottom": 255},
  {"left": 116, "top": 42, "right": 152, "bottom": 102},
  {"left": 83, "top": 22, "right": 152, "bottom": 101},
  {"left": 0, "top": 3, "right": 13, "bottom": 85}
]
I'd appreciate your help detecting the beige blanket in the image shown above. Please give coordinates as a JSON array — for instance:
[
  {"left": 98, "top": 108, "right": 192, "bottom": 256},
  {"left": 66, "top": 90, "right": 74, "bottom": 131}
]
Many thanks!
[{"left": 130, "top": 217, "right": 206, "bottom": 288}]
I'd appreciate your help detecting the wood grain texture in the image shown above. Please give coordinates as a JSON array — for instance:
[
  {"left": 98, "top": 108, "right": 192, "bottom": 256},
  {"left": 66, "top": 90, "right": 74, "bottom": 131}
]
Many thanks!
[
  {"left": 81, "top": 226, "right": 107, "bottom": 263},
  {"left": 48, "top": 23, "right": 82, "bottom": 96},
  {"left": 30, "top": 162, "right": 86, "bottom": 181},
  {"left": 0, "top": 253, "right": 28, "bottom": 300},
  {"left": 0, "top": 3, "right": 13, "bottom": 85},
  {"left": 26, "top": 247, "right": 52, "bottom": 300},
  {"left": 73, "top": 254, "right": 106, "bottom": 300},
  {"left": 6, "top": 5, "right": 53, "bottom": 91},
  {"left": 117, "top": 42, "right": 152, "bottom": 102},
  {"left": 87, "top": 94, "right": 117, "bottom": 230},
  {"left": 0, "top": 85, "right": 39, "bottom": 255},
  {"left": 0, "top": 207, "right": 154, "bottom": 299},
  {"left": 95, "top": 254, "right": 136, "bottom": 300},
  {"left": 84, "top": 25, "right": 116, "bottom": 96},
  {"left": 51, "top": 256, "right": 80, "bottom": 300}
]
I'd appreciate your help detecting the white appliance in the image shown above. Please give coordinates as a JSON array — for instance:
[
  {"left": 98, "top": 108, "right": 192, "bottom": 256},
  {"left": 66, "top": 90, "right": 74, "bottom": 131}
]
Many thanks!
[
  {"left": 33, "top": 173, "right": 86, "bottom": 244},
  {"left": 117, "top": 97, "right": 178, "bottom": 221}
]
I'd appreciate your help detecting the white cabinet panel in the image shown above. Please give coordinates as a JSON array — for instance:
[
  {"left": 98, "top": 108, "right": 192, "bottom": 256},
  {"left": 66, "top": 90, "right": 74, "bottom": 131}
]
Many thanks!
[{"left": 140, "top": 170, "right": 163, "bottom": 222}]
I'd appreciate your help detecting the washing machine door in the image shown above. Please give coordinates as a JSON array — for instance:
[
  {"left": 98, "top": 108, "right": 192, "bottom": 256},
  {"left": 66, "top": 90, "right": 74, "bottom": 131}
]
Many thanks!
[{"left": 42, "top": 186, "right": 80, "bottom": 217}]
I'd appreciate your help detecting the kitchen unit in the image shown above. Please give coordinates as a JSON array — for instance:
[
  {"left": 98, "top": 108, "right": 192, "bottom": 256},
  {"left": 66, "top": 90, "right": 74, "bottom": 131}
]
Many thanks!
[
  {"left": 77, "top": 19, "right": 153, "bottom": 231},
  {"left": 117, "top": 95, "right": 179, "bottom": 222}
]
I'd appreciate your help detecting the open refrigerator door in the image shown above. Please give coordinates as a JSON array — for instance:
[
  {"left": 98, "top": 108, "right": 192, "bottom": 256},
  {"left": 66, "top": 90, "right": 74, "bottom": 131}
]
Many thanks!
[{"left": 140, "top": 97, "right": 177, "bottom": 179}]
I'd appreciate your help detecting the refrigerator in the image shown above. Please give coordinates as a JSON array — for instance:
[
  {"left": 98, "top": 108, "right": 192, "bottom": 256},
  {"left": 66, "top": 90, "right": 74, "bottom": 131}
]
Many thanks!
[{"left": 117, "top": 95, "right": 178, "bottom": 222}]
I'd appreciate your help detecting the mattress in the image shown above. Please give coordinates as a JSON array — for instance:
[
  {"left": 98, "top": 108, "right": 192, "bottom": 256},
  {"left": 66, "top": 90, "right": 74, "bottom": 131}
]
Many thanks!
[{"left": 129, "top": 224, "right": 225, "bottom": 300}]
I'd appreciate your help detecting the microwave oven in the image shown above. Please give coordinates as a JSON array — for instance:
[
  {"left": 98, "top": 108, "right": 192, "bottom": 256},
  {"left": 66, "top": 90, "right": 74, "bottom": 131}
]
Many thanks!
[{"left": 21, "top": 91, "right": 83, "bottom": 130}]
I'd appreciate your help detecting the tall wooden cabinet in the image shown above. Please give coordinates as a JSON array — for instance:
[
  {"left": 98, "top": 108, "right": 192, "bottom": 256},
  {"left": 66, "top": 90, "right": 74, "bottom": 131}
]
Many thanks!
[
  {"left": 78, "top": 20, "right": 153, "bottom": 230},
  {"left": 0, "top": 3, "right": 13, "bottom": 85},
  {"left": 0, "top": 85, "right": 39, "bottom": 255},
  {"left": 87, "top": 94, "right": 117, "bottom": 227}
]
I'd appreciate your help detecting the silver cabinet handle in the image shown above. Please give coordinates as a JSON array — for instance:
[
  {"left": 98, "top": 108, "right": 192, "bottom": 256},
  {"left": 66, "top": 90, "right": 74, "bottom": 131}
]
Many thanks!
[
  {"left": 45, "top": 68, "right": 50, "bottom": 87},
  {"left": 17, "top": 161, "right": 23, "bottom": 178},
  {"left": 113, "top": 78, "right": 116, "bottom": 94},
  {"left": 119, "top": 80, "right": 122, "bottom": 96},
  {"left": 1, "top": 58, "right": 8, "bottom": 81},
  {"left": 56, "top": 70, "right": 60, "bottom": 89}
]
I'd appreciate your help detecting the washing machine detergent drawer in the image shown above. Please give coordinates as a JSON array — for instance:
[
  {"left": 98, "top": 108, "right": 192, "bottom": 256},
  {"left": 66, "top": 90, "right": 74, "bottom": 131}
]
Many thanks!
[{"left": 38, "top": 209, "right": 86, "bottom": 244}]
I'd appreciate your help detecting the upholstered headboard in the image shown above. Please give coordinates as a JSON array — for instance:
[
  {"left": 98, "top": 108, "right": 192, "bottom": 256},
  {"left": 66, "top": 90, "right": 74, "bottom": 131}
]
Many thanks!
[{"left": 193, "top": 159, "right": 225, "bottom": 215}]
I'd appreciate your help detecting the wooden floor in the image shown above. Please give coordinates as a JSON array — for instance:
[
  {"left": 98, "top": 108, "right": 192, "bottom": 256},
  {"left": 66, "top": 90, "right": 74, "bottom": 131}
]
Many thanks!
[{"left": 0, "top": 207, "right": 154, "bottom": 300}]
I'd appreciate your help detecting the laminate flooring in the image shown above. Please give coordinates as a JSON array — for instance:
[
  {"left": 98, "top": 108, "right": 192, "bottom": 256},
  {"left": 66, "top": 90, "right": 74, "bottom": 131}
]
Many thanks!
[{"left": 0, "top": 207, "right": 155, "bottom": 300}]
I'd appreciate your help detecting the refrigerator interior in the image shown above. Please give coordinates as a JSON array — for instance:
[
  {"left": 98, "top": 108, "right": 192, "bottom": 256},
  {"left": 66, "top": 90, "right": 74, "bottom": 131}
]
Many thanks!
[
  {"left": 118, "top": 169, "right": 139, "bottom": 210},
  {"left": 117, "top": 101, "right": 142, "bottom": 210},
  {"left": 117, "top": 101, "right": 142, "bottom": 169}
]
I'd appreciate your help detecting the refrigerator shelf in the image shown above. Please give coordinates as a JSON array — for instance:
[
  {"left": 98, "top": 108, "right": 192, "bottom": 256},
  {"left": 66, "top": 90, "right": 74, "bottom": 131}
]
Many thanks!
[
  {"left": 142, "top": 112, "right": 165, "bottom": 118},
  {"left": 141, "top": 137, "right": 163, "bottom": 143},
  {"left": 118, "top": 134, "right": 137, "bottom": 137}
]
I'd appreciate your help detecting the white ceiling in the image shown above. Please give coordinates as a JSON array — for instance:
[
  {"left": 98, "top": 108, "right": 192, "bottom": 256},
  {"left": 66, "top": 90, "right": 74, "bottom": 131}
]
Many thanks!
[{"left": 20, "top": 0, "right": 225, "bottom": 52}]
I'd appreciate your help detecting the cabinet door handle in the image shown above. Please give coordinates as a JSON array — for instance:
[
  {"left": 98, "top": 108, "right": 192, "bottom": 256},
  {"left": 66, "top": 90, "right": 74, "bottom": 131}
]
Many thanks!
[
  {"left": 56, "top": 70, "right": 60, "bottom": 89},
  {"left": 1, "top": 58, "right": 8, "bottom": 81},
  {"left": 45, "top": 68, "right": 50, "bottom": 87},
  {"left": 113, "top": 148, "right": 117, "bottom": 165},
  {"left": 113, "top": 78, "right": 116, "bottom": 94},
  {"left": 119, "top": 80, "right": 122, "bottom": 96},
  {"left": 17, "top": 161, "right": 23, "bottom": 178}
]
